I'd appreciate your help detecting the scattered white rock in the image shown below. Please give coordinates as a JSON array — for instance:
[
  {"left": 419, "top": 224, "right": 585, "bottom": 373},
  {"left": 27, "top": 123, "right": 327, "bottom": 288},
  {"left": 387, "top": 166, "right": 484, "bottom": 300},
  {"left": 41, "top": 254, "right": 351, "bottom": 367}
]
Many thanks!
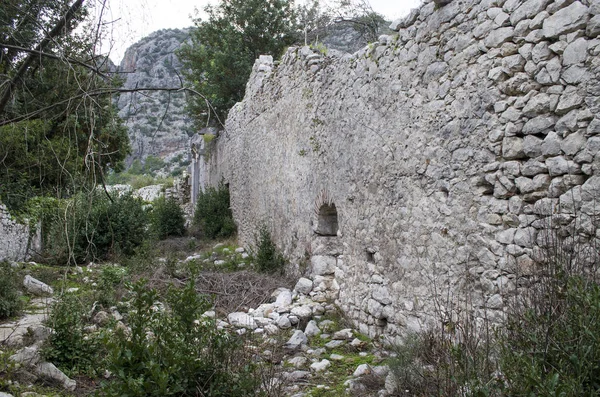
[
  {"left": 333, "top": 328, "right": 353, "bottom": 340},
  {"left": 227, "top": 312, "right": 257, "bottom": 329},
  {"left": 353, "top": 363, "right": 372, "bottom": 377},
  {"left": 35, "top": 362, "right": 76, "bottom": 391},
  {"left": 277, "top": 314, "right": 292, "bottom": 329},
  {"left": 310, "top": 359, "right": 331, "bottom": 372},
  {"left": 10, "top": 346, "right": 41, "bottom": 366},
  {"left": 304, "top": 320, "right": 321, "bottom": 337},
  {"left": 287, "top": 356, "right": 308, "bottom": 368},
  {"left": 23, "top": 275, "right": 53, "bottom": 296},
  {"left": 273, "top": 288, "right": 293, "bottom": 307},
  {"left": 294, "top": 277, "right": 314, "bottom": 294},
  {"left": 284, "top": 330, "right": 308, "bottom": 350},
  {"left": 325, "top": 340, "right": 345, "bottom": 349}
]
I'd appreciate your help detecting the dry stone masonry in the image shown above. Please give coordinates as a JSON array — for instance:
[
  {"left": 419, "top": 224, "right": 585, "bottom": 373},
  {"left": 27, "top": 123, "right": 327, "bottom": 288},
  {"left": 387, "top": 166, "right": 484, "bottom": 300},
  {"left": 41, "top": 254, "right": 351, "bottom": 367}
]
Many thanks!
[
  {"left": 209, "top": 0, "right": 600, "bottom": 340},
  {"left": 0, "top": 204, "right": 41, "bottom": 262}
]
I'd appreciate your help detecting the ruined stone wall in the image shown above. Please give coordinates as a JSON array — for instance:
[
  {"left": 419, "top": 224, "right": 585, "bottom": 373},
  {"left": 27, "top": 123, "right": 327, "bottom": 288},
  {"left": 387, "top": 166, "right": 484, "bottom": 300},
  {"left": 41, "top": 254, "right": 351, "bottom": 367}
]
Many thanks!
[
  {"left": 0, "top": 204, "right": 41, "bottom": 262},
  {"left": 209, "top": 0, "right": 600, "bottom": 340}
]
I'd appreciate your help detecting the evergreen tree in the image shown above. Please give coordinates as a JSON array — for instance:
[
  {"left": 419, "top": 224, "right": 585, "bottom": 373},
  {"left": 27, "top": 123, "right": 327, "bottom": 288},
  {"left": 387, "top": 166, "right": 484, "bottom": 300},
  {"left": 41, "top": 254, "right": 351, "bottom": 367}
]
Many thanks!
[
  {"left": 178, "top": 0, "right": 299, "bottom": 127},
  {"left": 0, "top": 0, "right": 129, "bottom": 211}
]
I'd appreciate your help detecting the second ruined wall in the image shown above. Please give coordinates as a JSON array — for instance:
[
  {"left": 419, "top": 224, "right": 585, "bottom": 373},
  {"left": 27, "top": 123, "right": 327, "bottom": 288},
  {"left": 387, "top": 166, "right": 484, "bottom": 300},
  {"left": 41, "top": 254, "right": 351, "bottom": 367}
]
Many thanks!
[{"left": 209, "top": 0, "right": 600, "bottom": 339}]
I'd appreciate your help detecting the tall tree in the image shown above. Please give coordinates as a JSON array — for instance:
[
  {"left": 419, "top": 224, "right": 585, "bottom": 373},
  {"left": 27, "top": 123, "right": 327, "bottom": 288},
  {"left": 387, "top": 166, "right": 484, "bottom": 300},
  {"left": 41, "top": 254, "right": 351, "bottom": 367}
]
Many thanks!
[
  {"left": 178, "top": 0, "right": 299, "bottom": 128},
  {"left": 0, "top": 0, "right": 130, "bottom": 210}
]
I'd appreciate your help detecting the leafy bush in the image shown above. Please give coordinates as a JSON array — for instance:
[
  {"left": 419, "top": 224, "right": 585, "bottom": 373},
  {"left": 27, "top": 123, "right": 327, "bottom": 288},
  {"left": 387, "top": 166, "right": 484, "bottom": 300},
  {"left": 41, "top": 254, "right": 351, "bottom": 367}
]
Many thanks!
[
  {"left": 96, "top": 265, "right": 129, "bottom": 307},
  {"left": 150, "top": 197, "right": 186, "bottom": 239},
  {"left": 43, "top": 294, "right": 103, "bottom": 375},
  {"left": 500, "top": 276, "right": 600, "bottom": 395},
  {"left": 44, "top": 193, "right": 149, "bottom": 264},
  {"left": 0, "top": 262, "right": 22, "bottom": 320},
  {"left": 102, "top": 279, "right": 260, "bottom": 396},
  {"left": 193, "top": 181, "right": 236, "bottom": 239},
  {"left": 254, "top": 225, "right": 286, "bottom": 274}
]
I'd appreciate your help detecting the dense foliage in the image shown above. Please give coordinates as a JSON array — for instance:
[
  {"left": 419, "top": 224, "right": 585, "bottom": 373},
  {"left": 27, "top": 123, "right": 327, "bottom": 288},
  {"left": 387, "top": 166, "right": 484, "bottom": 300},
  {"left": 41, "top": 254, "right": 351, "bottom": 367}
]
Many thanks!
[
  {"left": 102, "top": 279, "right": 260, "bottom": 396},
  {"left": 43, "top": 294, "right": 103, "bottom": 375},
  {"left": 151, "top": 197, "right": 186, "bottom": 239},
  {"left": 254, "top": 225, "right": 286, "bottom": 274},
  {"left": 0, "top": 0, "right": 129, "bottom": 211},
  {"left": 193, "top": 182, "right": 236, "bottom": 239},
  {"left": 0, "top": 261, "right": 23, "bottom": 319},
  {"left": 43, "top": 193, "right": 148, "bottom": 264},
  {"left": 178, "top": 0, "right": 299, "bottom": 126}
]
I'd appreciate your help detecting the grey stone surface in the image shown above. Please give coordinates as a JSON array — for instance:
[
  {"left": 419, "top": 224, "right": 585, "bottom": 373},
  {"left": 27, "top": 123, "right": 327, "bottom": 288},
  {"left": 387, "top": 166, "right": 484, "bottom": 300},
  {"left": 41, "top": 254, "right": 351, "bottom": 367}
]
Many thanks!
[
  {"left": 23, "top": 275, "right": 53, "bottom": 296},
  {"left": 0, "top": 204, "right": 41, "bottom": 262},
  {"left": 227, "top": 312, "right": 257, "bottom": 329},
  {"left": 542, "top": 2, "right": 589, "bottom": 38},
  {"left": 294, "top": 277, "right": 314, "bottom": 295},
  {"left": 35, "top": 362, "right": 76, "bottom": 391},
  {"left": 205, "top": 0, "right": 600, "bottom": 339}
]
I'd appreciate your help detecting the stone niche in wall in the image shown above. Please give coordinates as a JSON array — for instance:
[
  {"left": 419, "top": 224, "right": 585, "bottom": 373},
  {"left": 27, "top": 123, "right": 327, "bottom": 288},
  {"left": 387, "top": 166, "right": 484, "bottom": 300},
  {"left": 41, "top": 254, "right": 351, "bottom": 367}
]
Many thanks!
[{"left": 315, "top": 203, "right": 339, "bottom": 237}]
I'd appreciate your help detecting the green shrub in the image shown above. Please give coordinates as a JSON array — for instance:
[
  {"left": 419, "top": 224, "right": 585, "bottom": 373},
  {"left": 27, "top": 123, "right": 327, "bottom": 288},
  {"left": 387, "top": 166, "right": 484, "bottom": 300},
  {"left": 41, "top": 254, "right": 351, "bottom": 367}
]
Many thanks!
[
  {"left": 254, "top": 225, "right": 286, "bottom": 274},
  {"left": 193, "top": 181, "right": 236, "bottom": 239},
  {"left": 96, "top": 266, "right": 129, "bottom": 307},
  {"left": 0, "top": 262, "right": 23, "bottom": 320},
  {"left": 500, "top": 276, "right": 600, "bottom": 396},
  {"left": 43, "top": 294, "right": 103, "bottom": 376},
  {"left": 150, "top": 197, "right": 186, "bottom": 239},
  {"left": 44, "top": 192, "right": 149, "bottom": 264},
  {"left": 102, "top": 279, "right": 260, "bottom": 396}
]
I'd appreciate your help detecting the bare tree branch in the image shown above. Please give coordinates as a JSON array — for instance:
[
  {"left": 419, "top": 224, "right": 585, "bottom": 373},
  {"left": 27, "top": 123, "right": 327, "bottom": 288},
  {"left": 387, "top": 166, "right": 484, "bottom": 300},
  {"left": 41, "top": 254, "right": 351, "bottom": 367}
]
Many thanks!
[
  {"left": 0, "top": 0, "right": 86, "bottom": 115},
  {"left": 0, "top": 43, "right": 109, "bottom": 78},
  {"left": 0, "top": 86, "right": 223, "bottom": 128}
]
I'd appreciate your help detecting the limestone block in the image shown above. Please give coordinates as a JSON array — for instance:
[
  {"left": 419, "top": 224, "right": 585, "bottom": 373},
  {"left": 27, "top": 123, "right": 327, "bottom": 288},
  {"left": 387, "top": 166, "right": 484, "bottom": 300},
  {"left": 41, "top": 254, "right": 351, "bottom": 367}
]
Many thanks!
[
  {"left": 542, "top": 2, "right": 589, "bottom": 38},
  {"left": 496, "top": 228, "right": 516, "bottom": 244},
  {"left": 531, "top": 41, "right": 553, "bottom": 63},
  {"left": 35, "top": 362, "right": 76, "bottom": 391},
  {"left": 510, "top": 0, "right": 552, "bottom": 26},
  {"left": 523, "top": 115, "right": 555, "bottom": 134},
  {"left": 502, "top": 137, "right": 525, "bottom": 159},
  {"left": 563, "top": 38, "right": 588, "bottom": 66},
  {"left": 523, "top": 135, "right": 543, "bottom": 157},
  {"left": 294, "top": 277, "right": 314, "bottom": 295},
  {"left": 541, "top": 131, "right": 562, "bottom": 157},
  {"left": 556, "top": 86, "right": 584, "bottom": 114},
  {"left": 484, "top": 27, "right": 514, "bottom": 48},
  {"left": 562, "top": 65, "right": 590, "bottom": 84},
  {"left": 581, "top": 176, "right": 600, "bottom": 202},
  {"left": 227, "top": 312, "right": 257, "bottom": 329},
  {"left": 561, "top": 133, "right": 586, "bottom": 156},
  {"left": 23, "top": 275, "right": 53, "bottom": 296},
  {"left": 523, "top": 93, "right": 556, "bottom": 116},
  {"left": 587, "top": 15, "right": 600, "bottom": 37},
  {"left": 372, "top": 285, "right": 392, "bottom": 305},
  {"left": 311, "top": 255, "right": 336, "bottom": 276},
  {"left": 546, "top": 156, "right": 579, "bottom": 176},
  {"left": 522, "top": 159, "right": 548, "bottom": 176},
  {"left": 284, "top": 330, "right": 307, "bottom": 350},
  {"left": 514, "top": 227, "right": 537, "bottom": 248}
]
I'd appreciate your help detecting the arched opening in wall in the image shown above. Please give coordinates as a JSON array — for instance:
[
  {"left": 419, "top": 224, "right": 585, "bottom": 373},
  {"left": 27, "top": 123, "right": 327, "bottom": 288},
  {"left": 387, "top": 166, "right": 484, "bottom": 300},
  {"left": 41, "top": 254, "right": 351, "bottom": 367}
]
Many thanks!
[{"left": 315, "top": 203, "right": 338, "bottom": 236}]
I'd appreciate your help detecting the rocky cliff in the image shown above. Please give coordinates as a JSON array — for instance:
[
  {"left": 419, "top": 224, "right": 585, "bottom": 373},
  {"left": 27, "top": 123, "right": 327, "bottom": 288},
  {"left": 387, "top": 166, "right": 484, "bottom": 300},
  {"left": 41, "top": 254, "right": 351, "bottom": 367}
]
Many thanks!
[
  {"left": 209, "top": 0, "right": 600, "bottom": 340},
  {"left": 116, "top": 28, "right": 194, "bottom": 174}
]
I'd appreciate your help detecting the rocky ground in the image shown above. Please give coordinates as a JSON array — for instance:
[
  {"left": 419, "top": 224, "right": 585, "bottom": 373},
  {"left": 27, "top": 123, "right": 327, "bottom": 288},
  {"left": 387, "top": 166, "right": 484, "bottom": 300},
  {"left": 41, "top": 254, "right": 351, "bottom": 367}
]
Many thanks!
[{"left": 0, "top": 240, "right": 400, "bottom": 397}]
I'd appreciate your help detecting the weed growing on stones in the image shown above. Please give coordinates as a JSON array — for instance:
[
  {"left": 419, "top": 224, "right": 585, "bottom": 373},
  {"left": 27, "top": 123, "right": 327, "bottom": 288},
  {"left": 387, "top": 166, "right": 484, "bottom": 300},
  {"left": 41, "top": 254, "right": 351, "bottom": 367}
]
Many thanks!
[
  {"left": 254, "top": 225, "right": 287, "bottom": 274},
  {"left": 102, "top": 279, "right": 260, "bottom": 396}
]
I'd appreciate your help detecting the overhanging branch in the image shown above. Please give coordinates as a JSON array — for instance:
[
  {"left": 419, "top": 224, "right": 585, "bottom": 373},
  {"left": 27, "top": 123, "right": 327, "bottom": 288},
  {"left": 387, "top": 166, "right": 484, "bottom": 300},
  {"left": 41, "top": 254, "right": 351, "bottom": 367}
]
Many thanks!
[{"left": 0, "top": 0, "right": 86, "bottom": 115}]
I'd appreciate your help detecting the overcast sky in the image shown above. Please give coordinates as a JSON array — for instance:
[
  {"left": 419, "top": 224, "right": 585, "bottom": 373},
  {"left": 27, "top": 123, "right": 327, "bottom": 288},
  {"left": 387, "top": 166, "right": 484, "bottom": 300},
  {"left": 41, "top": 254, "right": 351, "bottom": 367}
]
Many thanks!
[{"left": 96, "top": 0, "right": 422, "bottom": 63}]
